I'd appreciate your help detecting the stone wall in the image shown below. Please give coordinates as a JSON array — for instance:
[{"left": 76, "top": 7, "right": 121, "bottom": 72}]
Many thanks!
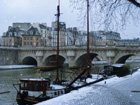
[{"left": 0, "top": 48, "right": 19, "bottom": 65}]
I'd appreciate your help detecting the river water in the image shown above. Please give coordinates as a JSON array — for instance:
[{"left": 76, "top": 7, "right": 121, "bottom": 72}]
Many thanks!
[
  {"left": 0, "top": 68, "right": 70, "bottom": 105},
  {"left": 0, "top": 62, "right": 139, "bottom": 105},
  {"left": 0, "top": 69, "right": 39, "bottom": 105}
]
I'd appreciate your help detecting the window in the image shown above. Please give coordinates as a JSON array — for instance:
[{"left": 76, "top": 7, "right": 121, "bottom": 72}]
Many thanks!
[
  {"left": 61, "top": 91, "right": 63, "bottom": 94},
  {"left": 28, "top": 82, "right": 32, "bottom": 90},
  {"left": 54, "top": 92, "right": 57, "bottom": 95},
  {"left": 46, "top": 82, "right": 50, "bottom": 88},
  {"left": 30, "top": 42, "right": 32, "bottom": 45},
  {"left": 24, "top": 42, "right": 26, "bottom": 46},
  {"left": 30, "top": 37, "right": 32, "bottom": 40},
  {"left": 25, "top": 82, "right": 28, "bottom": 89},
  {"left": 36, "top": 37, "right": 38, "bottom": 40},
  {"left": 20, "top": 82, "right": 24, "bottom": 88},
  {"left": 36, "top": 42, "right": 38, "bottom": 46},
  {"left": 24, "top": 37, "right": 26, "bottom": 40},
  {"left": 33, "top": 82, "right": 38, "bottom": 91},
  {"left": 30, "top": 31, "right": 33, "bottom": 35},
  {"left": 58, "top": 91, "right": 60, "bottom": 95}
]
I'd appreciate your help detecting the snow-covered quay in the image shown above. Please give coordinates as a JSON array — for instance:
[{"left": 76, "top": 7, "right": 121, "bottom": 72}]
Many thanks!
[{"left": 37, "top": 69, "right": 140, "bottom": 105}]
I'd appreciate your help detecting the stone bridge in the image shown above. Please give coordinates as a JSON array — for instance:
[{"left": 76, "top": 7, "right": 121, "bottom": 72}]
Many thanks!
[{"left": 0, "top": 46, "right": 140, "bottom": 67}]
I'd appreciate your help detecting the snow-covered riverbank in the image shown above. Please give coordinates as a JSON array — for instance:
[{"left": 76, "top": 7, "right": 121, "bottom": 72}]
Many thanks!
[
  {"left": 0, "top": 65, "right": 36, "bottom": 70},
  {"left": 36, "top": 69, "right": 140, "bottom": 105}
]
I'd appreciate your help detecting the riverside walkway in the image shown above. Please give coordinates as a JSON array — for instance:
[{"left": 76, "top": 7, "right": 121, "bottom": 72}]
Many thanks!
[{"left": 37, "top": 69, "right": 140, "bottom": 105}]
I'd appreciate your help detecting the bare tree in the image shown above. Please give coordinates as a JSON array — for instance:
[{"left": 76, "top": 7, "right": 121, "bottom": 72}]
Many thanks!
[{"left": 70, "top": 0, "right": 140, "bottom": 31}]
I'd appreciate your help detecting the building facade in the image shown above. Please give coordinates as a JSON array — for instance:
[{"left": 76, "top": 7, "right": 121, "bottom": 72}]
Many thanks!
[
  {"left": 22, "top": 26, "right": 41, "bottom": 47},
  {"left": 1, "top": 22, "right": 140, "bottom": 48},
  {"left": 1, "top": 26, "right": 23, "bottom": 47},
  {"left": 52, "top": 21, "right": 66, "bottom": 46}
]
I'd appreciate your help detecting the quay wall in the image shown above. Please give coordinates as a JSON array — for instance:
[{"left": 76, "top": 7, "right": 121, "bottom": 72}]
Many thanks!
[{"left": 0, "top": 48, "right": 19, "bottom": 65}]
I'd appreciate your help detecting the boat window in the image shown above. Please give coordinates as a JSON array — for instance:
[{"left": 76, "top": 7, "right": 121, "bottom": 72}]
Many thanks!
[
  {"left": 25, "top": 81, "right": 28, "bottom": 89},
  {"left": 20, "top": 82, "right": 24, "bottom": 88},
  {"left": 58, "top": 91, "right": 60, "bottom": 95},
  {"left": 33, "top": 82, "right": 38, "bottom": 91},
  {"left": 39, "top": 82, "right": 46, "bottom": 90},
  {"left": 42, "top": 82, "right": 46, "bottom": 88},
  {"left": 54, "top": 92, "right": 57, "bottom": 95},
  {"left": 46, "top": 82, "right": 50, "bottom": 88},
  {"left": 61, "top": 91, "right": 63, "bottom": 94},
  {"left": 39, "top": 82, "right": 43, "bottom": 90},
  {"left": 28, "top": 82, "right": 32, "bottom": 90}
]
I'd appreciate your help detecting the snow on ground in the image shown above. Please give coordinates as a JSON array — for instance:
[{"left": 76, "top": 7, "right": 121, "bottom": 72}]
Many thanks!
[
  {"left": 36, "top": 69, "right": 140, "bottom": 105},
  {"left": 50, "top": 84, "right": 66, "bottom": 89},
  {"left": 0, "top": 65, "right": 36, "bottom": 69}
]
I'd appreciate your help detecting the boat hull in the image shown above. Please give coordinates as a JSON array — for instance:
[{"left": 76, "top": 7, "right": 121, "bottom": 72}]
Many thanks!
[{"left": 16, "top": 92, "right": 50, "bottom": 105}]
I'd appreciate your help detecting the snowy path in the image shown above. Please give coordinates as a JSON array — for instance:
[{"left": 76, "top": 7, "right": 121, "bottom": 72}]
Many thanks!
[{"left": 36, "top": 69, "right": 140, "bottom": 105}]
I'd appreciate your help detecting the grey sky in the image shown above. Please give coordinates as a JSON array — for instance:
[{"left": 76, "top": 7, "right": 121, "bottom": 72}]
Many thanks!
[{"left": 0, "top": 0, "right": 140, "bottom": 39}]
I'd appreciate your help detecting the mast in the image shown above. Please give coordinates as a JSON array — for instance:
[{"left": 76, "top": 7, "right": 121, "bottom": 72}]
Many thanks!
[
  {"left": 56, "top": 0, "right": 60, "bottom": 84},
  {"left": 87, "top": 0, "right": 90, "bottom": 75}
]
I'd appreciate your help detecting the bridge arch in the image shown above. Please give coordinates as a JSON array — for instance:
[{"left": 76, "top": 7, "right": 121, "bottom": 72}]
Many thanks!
[
  {"left": 43, "top": 54, "right": 65, "bottom": 66},
  {"left": 75, "top": 53, "right": 98, "bottom": 66},
  {"left": 93, "top": 56, "right": 102, "bottom": 61},
  {"left": 115, "top": 54, "right": 135, "bottom": 64},
  {"left": 22, "top": 56, "right": 37, "bottom": 65}
]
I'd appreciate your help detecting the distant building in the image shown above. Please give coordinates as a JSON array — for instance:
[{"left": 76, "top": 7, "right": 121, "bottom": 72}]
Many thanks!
[
  {"left": 89, "top": 31, "right": 103, "bottom": 46},
  {"left": 13, "top": 23, "right": 31, "bottom": 30},
  {"left": 1, "top": 26, "right": 23, "bottom": 47},
  {"left": 22, "top": 26, "right": 41, "bottom": 47},
  {"left": 105, "top": 31, "right": 121, "bottom": 46},
  {"left": 46, "top": 27, "right": 53, "bottom": 46},
  {"left": 39, "top": 24, "right": 47, "bottom": 46},
  {"left": 66, "top": 27, "right": 79, "bottom": 46},
  {"left": 1, "top": 22, "right": 139, "bottom": 48},
  {"left": 91, "top": 31, "right": 121, "bottom": 46},
  {"left": 52, "top": 21, "right": 66, "bottom": 46},
  {"left": 119, "top": 38, "right": 140, "bottom": 47}
]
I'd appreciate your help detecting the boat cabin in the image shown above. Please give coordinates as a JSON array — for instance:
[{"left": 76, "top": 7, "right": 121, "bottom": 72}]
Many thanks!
[
  {"left": 19, "top": 78, "right": 51, "bottom": 97},
  {"left": 20, "top": 78, "right": 51, "bottom": 91}
]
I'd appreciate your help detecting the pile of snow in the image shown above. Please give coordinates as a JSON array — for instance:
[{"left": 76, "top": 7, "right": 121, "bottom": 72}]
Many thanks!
[{"left": 50, "top": 84, "right": 65, "bottom": 89}]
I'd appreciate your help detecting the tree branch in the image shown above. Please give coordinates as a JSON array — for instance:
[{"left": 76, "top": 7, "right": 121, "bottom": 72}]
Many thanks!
[{"left": 127, "top": 0, "right": 140, "bottom": 7}]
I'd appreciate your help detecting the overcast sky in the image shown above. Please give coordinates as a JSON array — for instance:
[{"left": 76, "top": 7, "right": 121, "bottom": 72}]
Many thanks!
[{"left": 0, "top": 0, "right": 140, "bottom": 39}]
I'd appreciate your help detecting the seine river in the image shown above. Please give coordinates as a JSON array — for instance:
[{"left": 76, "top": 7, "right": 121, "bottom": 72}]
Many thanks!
[
  {"left": 0, "top": 62, "right": 139, "bottom": 105},
  {"left": 0, "top": 67, "right": 70, "bottom": 105},
  {"left": 0, "top": 69, "right": 39, "bottom": 105}
]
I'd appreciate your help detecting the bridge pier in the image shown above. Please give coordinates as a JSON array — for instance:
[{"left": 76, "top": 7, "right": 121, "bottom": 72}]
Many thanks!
[
  {"left": 107, "top": 57, "right": 115, "bottom": 65},
  {"left": 36, "top": 56, "right": 43, "bottom": 66},
  {"left": 106, "top": 50, "right": 116, "bottom": 65},
  {"left": 67, "top": 50, "right": 76, "bottom": 68},
  {"left": 36, "top": 51, "right": 43, "bottom": 66},
  {"left": 67, "top": 56, "right": 77, "bottom": 68}
]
